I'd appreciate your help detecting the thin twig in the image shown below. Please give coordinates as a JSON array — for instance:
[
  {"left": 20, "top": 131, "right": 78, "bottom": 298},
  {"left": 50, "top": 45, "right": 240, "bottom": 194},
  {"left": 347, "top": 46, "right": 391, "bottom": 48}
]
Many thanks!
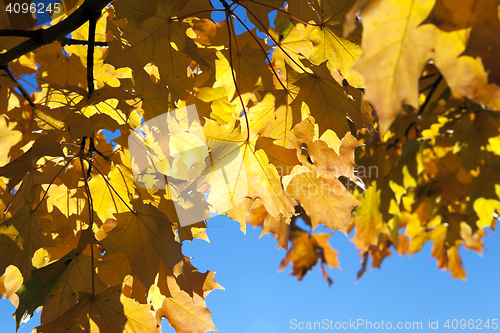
[
  {"left": 1, "top": 65, "right": 36, "bottom": 110},
  {"left": 231, "top": 13, "right": 287, "bottom": 90},
  {"left": 224, "top": 10, "right": 250, "bottom": 141},
  {"left": 245, "top": 0, "right": 321, "bottom": 26},
  {"left": 237, "top": 1, "right": 309, "bottom": 73},
  {"left": 418, "top": 74, "right": 443, "bottom": 115},
  {"left": 87, "top": 10, "right": 99, "bottom": 96}
]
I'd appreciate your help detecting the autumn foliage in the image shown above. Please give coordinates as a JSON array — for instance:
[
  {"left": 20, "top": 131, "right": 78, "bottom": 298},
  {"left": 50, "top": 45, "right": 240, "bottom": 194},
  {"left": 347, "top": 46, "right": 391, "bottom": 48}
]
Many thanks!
[{"left": 0, "top": 0, "right": 499, "bottom": 331}]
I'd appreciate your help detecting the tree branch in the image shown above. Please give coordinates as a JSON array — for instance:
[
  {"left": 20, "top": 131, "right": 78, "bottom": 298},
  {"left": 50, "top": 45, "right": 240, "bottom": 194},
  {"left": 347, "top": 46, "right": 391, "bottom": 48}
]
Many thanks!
[
  {"left": 0, "top": 0, "right": 111, "bottom": 67},
  {"left": 418, "top": 74, "right": 443, "bottom": 115},
  {"left": 0, "top": 29, "right": 42, "bottom": 39}
]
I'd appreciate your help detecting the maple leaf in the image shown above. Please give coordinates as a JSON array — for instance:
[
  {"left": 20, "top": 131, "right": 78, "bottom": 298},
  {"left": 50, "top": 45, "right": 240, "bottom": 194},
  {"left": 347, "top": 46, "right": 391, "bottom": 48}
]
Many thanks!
[
  {"left": 270, "top": 23, "right": 314, "bottom": 75},
  {"left": 353, "top": 0, "right": 500, "bottom": 134},
  {"left": 101, "top": 200, "right": 184, "bottom": 288},
  {"left": 424, "top": 0, "right": 500, "bottom": 86},
  {"left": 245, "top": 199, "right": 290, "bottom": 249},
  {"left": 202, "top": 115, "right": 297, "bottom": 222},
  {"left": 0, "top": 265, "right": 22, "bottom": 307},
  {"left": 351, "top": 185, "right": 389, "bottom": 251},
  {"left": 0, "top": 203, "right": 53, "bottom": 279},
  {"left": 214, "top": 36, "right": 274, "bottom": 107},
  {"left": 155, "top": 273, "right": 218, "bottom": 333},
  {"left": 2, "top": 0, "right": 500, "bottom": 329},
  {"left": 35, "top": 43, "right": 88, "bottom": 89},
  {"left": 247, "top": 75, "right": 296, "bottom": 145},
  {"left": 305, "top": 23, "right": 363, "bottom": 87},
  {"left": 14, "top": 251, "right": 72, "bottom": 330},
  {"left": 34, "top": 285, "right": 159, "bottom": 333},
  {"left": 0, "top": 115, "right": 22, "bottom": 167},
  {"left": 107, "top": 0, "right": 197, "bottom": 102},
  {"left": 290, "top": 60, "right": 362, "bottom": 137},
  {"left": 287, "top": 117, "right": 363, "bottom": 181},
  {"left": 279, "top": 228, "right": 339, "bottom": 285},
  {"left": 0, "top": 131, "right": 64, "bottom": 190},
  {"left": 96, "top": 252, "right": 132, "bottom": 286},
  {"left": 40, "top": 253, "right": 108, "bottom": 323},
  {"left": 87, "top": 163, "right": 135, "bottom": 224},
  {"left": 283, "top": 165, "right": 360, "bottom": 232}
]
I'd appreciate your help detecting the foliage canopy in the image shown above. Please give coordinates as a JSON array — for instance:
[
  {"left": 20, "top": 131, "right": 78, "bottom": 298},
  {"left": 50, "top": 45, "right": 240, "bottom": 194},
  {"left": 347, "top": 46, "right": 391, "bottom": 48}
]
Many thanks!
[{"left": 0, "top": 0, "right": 499, "bottom": 331}]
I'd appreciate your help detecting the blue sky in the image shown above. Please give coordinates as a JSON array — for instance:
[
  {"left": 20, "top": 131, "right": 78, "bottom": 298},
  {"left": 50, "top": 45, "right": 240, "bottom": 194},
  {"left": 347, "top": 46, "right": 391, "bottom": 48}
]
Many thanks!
[
  {"left": 165, "top": 219, "right": 500, "bottom": 332},
  {"left": 1, "top": 3, "right": 499, "bottom": 332}
]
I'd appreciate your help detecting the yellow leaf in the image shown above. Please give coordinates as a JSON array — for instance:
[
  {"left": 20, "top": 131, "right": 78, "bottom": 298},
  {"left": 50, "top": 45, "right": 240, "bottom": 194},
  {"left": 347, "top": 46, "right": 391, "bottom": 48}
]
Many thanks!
[
  {"left": 157, "top": 274, "right": 218, "bottom": 333},
  {"left": 306, "top": 24, "right": 364, "bottom": 86},
  {"left": 279, "top": 229, "right": 339, "bottom": 285},
  {"left": 202, "top": 116, "right": 297, "bottom": 222},
  {"left": 102, "top": 200, "right": 183, "bottom": 288},
  {"left": 473, "top": 184, "right": 500, "bottom": 228},
  {"left": 0, "top": 265, "right": 23, "bottom": 307},
  {"left": 291, "top": 61, "right": 362, "bottom": 137},
  {"left": 283, "top": 165, "right": 359, "bottom": 232},
  {"left": 215, "top": 41, "right": 274, "bottom": 107},
  {"left": 289, "top": 117, "right": 363, "bottom": 181},
  {"left": 351, "top": 185, "right": 389, "bottom": 251},
  {"left": 0, "top": 204, "right": 53, "bottom": 279},
  {"left": 0, "top": 115, "right": 22, "bottom": 167},
  {"left": 96, "top": 252, "right": 132, "bottom": 286},
  {"left": 35, "top": 285, "right": 158, "bottom": 333},
  {"left": 107, "top": 0, "right": 195, "bottom": 101},
  {"left": 354, "top": 0, "right": 500, "bottom": 134},
  {"left": 87, "top": 164, "right": 135, "bottom": 224},
  {"left": 40, "top": 253, "right": 107, "bottom": 323},
  {"left": 270, "top": 23, "right": 314, "bottom": 75}
]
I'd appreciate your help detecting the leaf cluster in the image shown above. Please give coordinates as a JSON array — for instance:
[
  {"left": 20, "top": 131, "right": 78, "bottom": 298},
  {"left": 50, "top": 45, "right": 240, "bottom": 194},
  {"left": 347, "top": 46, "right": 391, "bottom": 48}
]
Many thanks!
[{"left": 0, "top": 0, "right": 499, "bottom": 332}]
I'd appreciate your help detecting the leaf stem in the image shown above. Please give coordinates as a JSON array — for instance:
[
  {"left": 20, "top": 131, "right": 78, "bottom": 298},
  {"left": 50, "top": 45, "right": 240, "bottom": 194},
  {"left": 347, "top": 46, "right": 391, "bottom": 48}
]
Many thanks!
[
  {"left": 79, "top": 138, "right": 96, "bottom": 296},
  {"left": 225, "top": 12, "right": 250, "bottom": 141},
  {"left": 418, "top": 74, "right": 442, "bottom": 115},
  {"left": 90, "top": 243, "right": 95, "bottom": 296}
]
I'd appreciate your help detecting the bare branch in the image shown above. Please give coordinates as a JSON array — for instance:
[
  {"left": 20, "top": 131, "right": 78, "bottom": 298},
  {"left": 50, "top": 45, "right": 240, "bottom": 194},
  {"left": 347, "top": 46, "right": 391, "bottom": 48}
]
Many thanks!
[
  {"left": 0, "top": 29, "right": 42, "bottom": 39},
  {"left": 87, "top": 11, "right": 100, "bottom": 96},
  {"left": 0, "top": 0, "right": 111, "bottom": 67}
]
